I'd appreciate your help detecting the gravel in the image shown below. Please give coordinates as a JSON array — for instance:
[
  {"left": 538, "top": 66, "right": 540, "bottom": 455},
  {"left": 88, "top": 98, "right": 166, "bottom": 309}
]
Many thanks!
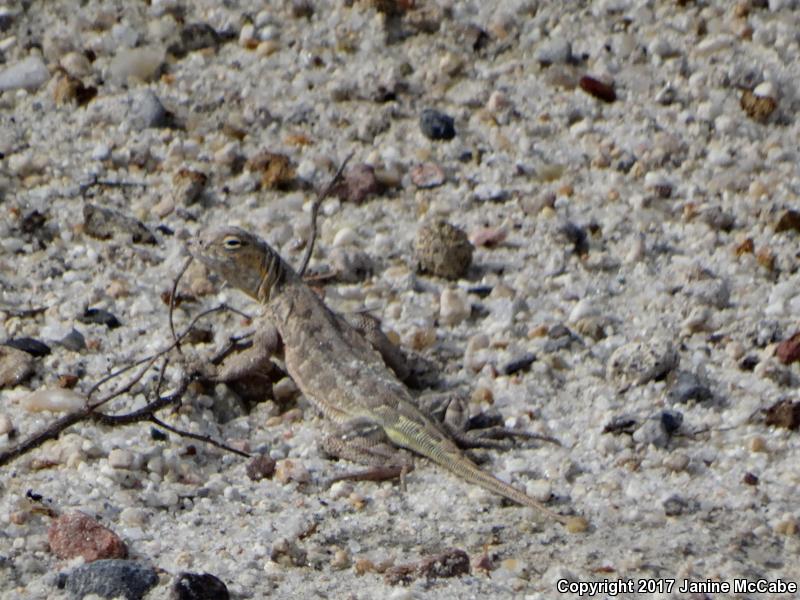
[{"left": 2, "top": 1, "right": 800, "bottom": 598}]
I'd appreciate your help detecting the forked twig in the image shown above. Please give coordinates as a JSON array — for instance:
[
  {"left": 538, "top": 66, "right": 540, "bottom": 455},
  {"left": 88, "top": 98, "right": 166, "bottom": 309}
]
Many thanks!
[{"left": 298, "top": 152, "right": 355, "bottom": 277}]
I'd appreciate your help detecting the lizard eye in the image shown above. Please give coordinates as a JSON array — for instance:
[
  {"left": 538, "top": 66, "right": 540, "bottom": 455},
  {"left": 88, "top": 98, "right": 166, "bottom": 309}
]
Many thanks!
[{"left": 222, "top": 236, "right": 244, "bottom": 250}]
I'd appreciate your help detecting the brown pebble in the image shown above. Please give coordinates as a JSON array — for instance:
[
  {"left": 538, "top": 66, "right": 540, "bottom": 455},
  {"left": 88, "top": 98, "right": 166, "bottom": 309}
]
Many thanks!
[
  {"left": 564, "top": 516, "right": 590, "bottom": 533},
  {"left": 354, "top": 558, "right": 376, "bottom": 575},
  {"left": 48, "top": 511, "right": 127, "bottom": 561},
  {"left": 763, "top": 399, "right": 800, "bottom": 430},
  {"left": 756, "top": 248, "right": 775, "bottom": 271},
  {"left": 0, "top": 346, "right": 35, "bottom": 388},
  {"left": 742, "top": 472, "right": 759, "bottom": 486},
  {"left": 414, "top": 220, "right": 474, "bottom": 279},
  {"left": 775, "top": 209, "right": 800, "bottom": 233},
  {"left": 384, "top": 548, "right": 470, "bottom": 585},
  {"left": 246, "top": 454, "right": 276, "bottom": 481},
  {"left": 246, "top": 151, "right": 296, "bottom": 189},
  {"left": 333, "top": 163, "right": 382, "bottom": 203},
  {"left": 172, "top": 168, "right": 208, "bottom": 204},
  {"left": 579, "top": 75, "right": 616, "bottom": 103},
  {"left": 740, "top": 89, "right": 777, "bottom": 122},
  {"left": 57, "top": 374, "right": 79, "bottom": 388},
  {"left": 776, "top": 332, "right": 800, "bottom": 364},
  {"left": 409, "top": 162, "right": 445, "bottom": 189},
  {"left": 52, "top": 70, "right": 97, "bottom": 106},
  {"left": 734, "top": 237, "right": 754, "bottom": 256}
]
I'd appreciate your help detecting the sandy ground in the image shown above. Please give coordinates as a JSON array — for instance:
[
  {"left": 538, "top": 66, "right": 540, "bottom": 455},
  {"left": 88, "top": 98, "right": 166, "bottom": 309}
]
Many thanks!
[{"left": 1, "top": 0, "right": 800, "bottom": 598}]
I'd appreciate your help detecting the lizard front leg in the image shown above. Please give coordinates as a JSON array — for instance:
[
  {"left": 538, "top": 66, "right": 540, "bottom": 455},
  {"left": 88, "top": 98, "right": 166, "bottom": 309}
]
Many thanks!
[{"left": 206, "top": 320, "right": 285, "bottom": 406}]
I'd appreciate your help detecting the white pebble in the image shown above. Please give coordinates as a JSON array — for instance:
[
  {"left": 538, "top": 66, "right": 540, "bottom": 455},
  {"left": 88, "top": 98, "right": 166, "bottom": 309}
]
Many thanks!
[
  {"left": 754, "top": 81, "right": 778, "bottom": 99},
  {"left": 332, "top": 227, "right": 357, "bottom": 247},
  {"left": 0, "top": 55, "right": 49, "bottom": 92},
  {"left": 108, "top": 448, "right": 135, "bottom": 469},
  {"left": 440, "top": 288, "right": 470, "bottom": 326},
  {"left": 569, "top": 299, "right": 599, "bottom": 322},
  {"left": 21, "top": 389, "right": 86, "bottom": 413},
  {"left": 0, "top": 413, "right": 12, "bottom": 435},
  {"left": 108, "top": 46, "right": 163, "bottom": 84},
  {"left": 91, "top": 143, "right": 111, "bottom": 161},
  {"left": 60, "top": 52, "right": 92, "bottom": 78}
]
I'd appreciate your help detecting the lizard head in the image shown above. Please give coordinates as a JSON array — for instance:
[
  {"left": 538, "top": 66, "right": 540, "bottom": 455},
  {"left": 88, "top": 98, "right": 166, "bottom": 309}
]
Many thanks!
[{"left": 189, "top": 226, "right": 286, "bottom": 302}]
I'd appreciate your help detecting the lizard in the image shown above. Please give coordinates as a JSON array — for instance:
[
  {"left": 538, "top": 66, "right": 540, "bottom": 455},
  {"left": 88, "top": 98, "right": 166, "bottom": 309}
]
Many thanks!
[{"left": 189, "top": 226, "right": 586, "bottom": 529}]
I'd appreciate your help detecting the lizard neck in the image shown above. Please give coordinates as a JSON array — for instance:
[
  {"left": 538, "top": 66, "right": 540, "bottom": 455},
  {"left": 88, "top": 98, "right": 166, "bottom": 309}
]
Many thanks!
[{"left": 255, "top": 249, "right": 293, "bottom": 303}]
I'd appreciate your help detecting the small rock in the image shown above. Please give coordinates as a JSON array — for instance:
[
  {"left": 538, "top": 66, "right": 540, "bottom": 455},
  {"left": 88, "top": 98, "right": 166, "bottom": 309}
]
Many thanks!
[
  {"left": 602, "top": 415, "right": 638, "bottom": 435},
  {"left": 52, "top": 71, "right": 97, "bottom": 106},
  {"left": 667, "top": 371, "right": 712, "bottom": 404},
  {"left": 763, "top": 399, "right": 800, "bottom": 430},
  {"left": 171, "top": 572, "right": 229, "bottom": 600},
  {"left": 5, "top": 337, "right": 51, "bottom": 357},
  {"left": 409, "top": 162, "right": 445, "bottom": 188},
  {"left": 662, "top": 494, "right": 691, "bottom": 517},
  {"left": 83, "top": 204, "right": 157, "bottom": 244},
  {"left": 246, "top": 151, "right": 295, "bottom": 190},
  {"left": 175, "top": 23, "right": 222, "bottom": 56},
  {"left": 49, "top": 511, "right": 127, "bottom": 561},
  {"left": 59, "top": 559, "right": 157, "bottom": 600},
  {"left": 384, "top": 548, "right": 470, "bottom": 585},
  {"left": 419, "top": 109, "right": 456, "bottom": 140},
  {"left": 0, "top": 345, "right": 35, "bottom": 387},
  {"left": 0, "top": 55, "right": 50, "bottom": 92},
  {"left": 333, "top": 163, "right": 381, "bottom": 203},
  {"left": 777, "top": 332, "right": 800, "bottom": 364},
  {"left": 469, "top": 226, "right": 507, "bottom": 247},
  {"left": 270, "top": 538, "right": 307, "bottom": 567},
  {"left": 743, "top": 472, "right": 759, "bottom": 486},
  {"left": 414, "top": 220, "right": 474, "bottom": 279},
  {"left": 775, "top": 210, "right": 800, "bottom": 233},
  {"left": 329, "top": 247, "right": 373, "bottom": 282},
  {"left": 59, "top": 329, "right": 87, "bottom": 351},
  {"left": 79, "top": 308, "right": 122, "bottom": 329},
  {"left": 535, "top": 38, "right": 572, "bottom": 66},
  {"left": 128, "top": 89, "right": 169, "bottom": 130},
  {"left": 173, "top": 169, "right": 208, "bottom": 205},
  {"left": 274, "top": 459, "right": 310, "bottom": 484},
  {"left": 109, "top": 46, "right": 164, "bottom": 83},
  {"left": 607, "top": 339, "right": 679, "bottom": 386},
  {"left": 579, "top": 75, "right": 616, "bottom": 103},
  {"left": 439, "top": 288, "right": 470, "bottom": 325},
  {"left": 741, "top": 88, "right": 777, "bottom": 122},
  {"left": 660, "top": 410, "right": 683, "bottom": 435},
  {"left": 246, "top": 454, "right": 276, "bottom": 481},
  {"left": 22, "top": 388, "right": 86, "bottom": 413},
  {"left": 502, "top": 353, "right": 537, "bottom": 375},
  {"left": 0, "top": 413, "right": 13, "bottom": 435},
  {"left": 108, "top": 449, "right": 135, "bottom": 469},
  {"left": 60, "top": 51, "right": 92, "bottom": 78}
]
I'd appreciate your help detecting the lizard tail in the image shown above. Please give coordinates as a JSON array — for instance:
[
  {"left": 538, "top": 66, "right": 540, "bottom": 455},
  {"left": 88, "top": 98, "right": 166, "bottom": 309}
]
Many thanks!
[
  {"left": 387, "top": 422, "right": 569, "bottom": 524},
  {"left": 430, "top": 448, "right": 570, "bottom": 524}
]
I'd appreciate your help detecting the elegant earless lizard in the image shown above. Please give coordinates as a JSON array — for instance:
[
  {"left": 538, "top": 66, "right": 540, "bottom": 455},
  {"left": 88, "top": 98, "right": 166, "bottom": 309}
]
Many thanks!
[{"left": 190, "top": 226, "right": 585, "bottom": 528}]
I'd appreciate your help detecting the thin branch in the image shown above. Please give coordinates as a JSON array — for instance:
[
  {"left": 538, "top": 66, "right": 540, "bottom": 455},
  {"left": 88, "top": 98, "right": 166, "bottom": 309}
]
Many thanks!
[
  {"left": 149, "top": 415, "right": 250, "bottom": 458},
  {"left": 298, "top": 152, "right": 355, "bottom": 277},
  {"left": 169, "top": 256, "right": 194, "bottom": 350}
]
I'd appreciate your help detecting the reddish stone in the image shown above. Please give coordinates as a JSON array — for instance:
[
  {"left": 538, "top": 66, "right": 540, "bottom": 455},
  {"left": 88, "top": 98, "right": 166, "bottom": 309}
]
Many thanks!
[
  {"left": 776, "top": 332, "right": 800, "bottom": 364},
  {"left": 48, "top": 511, "right": 127, "bottom": 561}
]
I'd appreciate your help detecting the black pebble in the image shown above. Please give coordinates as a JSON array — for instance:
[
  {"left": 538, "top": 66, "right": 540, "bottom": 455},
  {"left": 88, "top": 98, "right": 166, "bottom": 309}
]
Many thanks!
[
  {"left": 79, "top": 308, "right": 121, "bottom": 329},
  {"left": 5, "top": 337, "right": 51, "bottom": 357},
  {"left": 172, "top": 572, "right": 230, "bottom": 600},
  {"left": 420, "top": 109, "right": 456, "bottom": 140}
]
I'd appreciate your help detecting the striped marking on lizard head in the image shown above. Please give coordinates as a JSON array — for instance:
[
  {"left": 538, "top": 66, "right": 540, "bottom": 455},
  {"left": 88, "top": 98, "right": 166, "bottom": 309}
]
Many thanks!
[{"left": 189, "top": 226, "right": 286, "bottom": 302}]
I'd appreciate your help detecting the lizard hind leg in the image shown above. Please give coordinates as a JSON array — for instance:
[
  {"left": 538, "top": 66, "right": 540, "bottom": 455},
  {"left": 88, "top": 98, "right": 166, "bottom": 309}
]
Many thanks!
[{"left": 322, "top": 422, "right": 415, "bottom": 484}]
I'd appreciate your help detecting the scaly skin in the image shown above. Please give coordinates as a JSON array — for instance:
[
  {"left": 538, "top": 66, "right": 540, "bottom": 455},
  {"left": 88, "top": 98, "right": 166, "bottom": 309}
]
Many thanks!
[{"left": 190, "top": 226, "right": 573, "bottom": 525}]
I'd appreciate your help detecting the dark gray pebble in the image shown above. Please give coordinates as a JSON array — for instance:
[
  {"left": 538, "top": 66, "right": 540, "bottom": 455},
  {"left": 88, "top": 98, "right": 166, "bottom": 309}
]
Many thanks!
[
  {"left": 668, "top": 371, "right": 712, "bottom": 404},
  {"left": 58, "top": 560, "right": 158, "bottom": 600},
  {"left": 420, "top": 109, "right": 455, "bottom": 140},
  {"left": 502, "top": 352, "right": 536, "bottom": 375}
]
